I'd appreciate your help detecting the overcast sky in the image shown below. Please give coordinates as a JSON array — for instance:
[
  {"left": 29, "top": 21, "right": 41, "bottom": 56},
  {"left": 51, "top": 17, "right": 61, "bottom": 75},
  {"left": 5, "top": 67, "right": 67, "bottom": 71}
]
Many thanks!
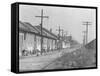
[{"left": 19, "top": 5, "right": 96, "bottom": 44}]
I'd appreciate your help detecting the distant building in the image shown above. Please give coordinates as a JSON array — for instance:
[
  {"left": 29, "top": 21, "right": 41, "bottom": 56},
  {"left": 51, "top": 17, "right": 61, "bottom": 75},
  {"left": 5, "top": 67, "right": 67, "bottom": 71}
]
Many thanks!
[{"left": 60, "top": 36, "right": 71, "bottom": 49}]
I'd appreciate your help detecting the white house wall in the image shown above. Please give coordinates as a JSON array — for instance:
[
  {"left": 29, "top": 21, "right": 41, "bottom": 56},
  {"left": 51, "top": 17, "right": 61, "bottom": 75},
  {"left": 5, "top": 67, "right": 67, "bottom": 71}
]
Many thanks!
[
  {"left": 19, "top": 33, "right": 24, "bottom": 56},
  {"left": 19, "top": 32, "right": 58, "bottom": 56},
  {"left": 23, "top": 33, "right": 35, "bottom": 52},
  {"left": 36, "top": 36, "right": 41, "bottom": 51},
  {"left": 43, "top": 38, "right": 48, "bottom": 50}
]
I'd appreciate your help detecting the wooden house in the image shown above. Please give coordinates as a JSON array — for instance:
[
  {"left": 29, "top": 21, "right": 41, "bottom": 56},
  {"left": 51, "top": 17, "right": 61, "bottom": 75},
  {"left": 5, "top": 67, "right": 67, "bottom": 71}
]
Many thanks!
[{"left": 19, "top": 21, "right": 58, "bottom": 56}]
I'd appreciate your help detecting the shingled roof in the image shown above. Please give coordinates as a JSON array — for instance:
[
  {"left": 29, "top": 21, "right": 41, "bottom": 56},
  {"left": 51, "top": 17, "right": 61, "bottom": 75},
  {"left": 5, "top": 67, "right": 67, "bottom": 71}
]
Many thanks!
[
  {"left": 19, "top": 21, "right": 38, "bottom": 33},
  {"left": 34, "top": 26, "right": 58, "bottom": 39},
  {"left": 19, "top": 21, "right": 58, "bottom": 40}
]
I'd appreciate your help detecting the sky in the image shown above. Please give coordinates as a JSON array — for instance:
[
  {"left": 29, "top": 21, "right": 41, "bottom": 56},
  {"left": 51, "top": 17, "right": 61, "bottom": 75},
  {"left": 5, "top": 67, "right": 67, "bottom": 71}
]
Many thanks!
[{"left": 19, "top": 5, "right": 96, "bottom": 44}]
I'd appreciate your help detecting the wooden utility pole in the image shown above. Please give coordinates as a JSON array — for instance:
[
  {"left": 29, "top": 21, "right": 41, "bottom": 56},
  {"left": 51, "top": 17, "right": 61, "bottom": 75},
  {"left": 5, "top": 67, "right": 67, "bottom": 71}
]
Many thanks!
[
  {"left": 82, "top": 31, "right": 86, "bottom": 45},
  {"left": 83, "top": 21, "right": 91, "bottom": 44},
  {"left": 63, "top": 31, "right": 68, "bottom": 39},
  {"left": 56, "top": 26, "right": 63, "bottom": 49},
  {"left": 56, "top": 26, "right": 62, "bottom": 40},
  {"left": 35, "top": 9, "right": 49, "bottom": 54},
  {"left": 61, "top": 29, "right": 64, "bottom": 38},
  {"left": 65, "top": 31, "right": 68, "bottom": 36}
]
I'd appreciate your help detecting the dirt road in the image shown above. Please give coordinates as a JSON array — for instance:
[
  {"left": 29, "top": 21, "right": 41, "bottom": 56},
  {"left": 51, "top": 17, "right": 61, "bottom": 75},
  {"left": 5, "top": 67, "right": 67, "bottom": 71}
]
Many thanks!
[{"left": 19, "top": 47, "right": 80, "bottom": 71}]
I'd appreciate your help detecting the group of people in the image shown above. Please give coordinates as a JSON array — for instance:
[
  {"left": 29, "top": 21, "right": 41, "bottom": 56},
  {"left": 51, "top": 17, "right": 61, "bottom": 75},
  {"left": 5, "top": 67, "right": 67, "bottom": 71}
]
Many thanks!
[{"left": 21, "top": 47, "right": 58, "bottom": 56}]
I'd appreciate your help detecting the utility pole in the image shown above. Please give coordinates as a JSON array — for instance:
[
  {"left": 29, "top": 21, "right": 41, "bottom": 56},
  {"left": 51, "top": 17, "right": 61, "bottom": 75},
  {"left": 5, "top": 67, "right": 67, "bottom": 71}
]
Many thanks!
[
  {"left": 63, "top": 31, "right": 67, "bottom": 41},
  {"left": 65, "top": 31, "right": 68, "bottom": 36},
  {"left": 83, "top": 21, "right": 91, "bottom": 44},
  {"left": 61, "top": 29, "right": 64, "bottom": 38},
  {"left": 61, "top": 29, "right": 66, "bottom": 49},
  {"left": 56, "top": 26, "right": 62, "bottom": 40},
  {"left": 35, "top": 9, "right": 49, "bottom": 55},
  {"left": 56, "top": 26, "right": 62, "bottom": 50},
  {"left": 63, "top": 31, "right": 68, "bottom": 40},
  {"left": 82, "top": 31, "right": 86, "bottom": 45}
]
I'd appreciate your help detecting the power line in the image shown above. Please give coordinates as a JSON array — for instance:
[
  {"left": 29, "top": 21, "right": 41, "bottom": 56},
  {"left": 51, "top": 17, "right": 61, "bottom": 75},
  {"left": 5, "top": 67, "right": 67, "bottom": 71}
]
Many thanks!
[
  {"left": 56, "top": 26, "right": 62, "bottom": 40},
  {"left": 35, "top": 9, "right": 49, "bottom": 54},
  {"left": 61, "top": 29, "right": 64, "bottom": 38},
  {"left": 83, "top": 21, "right": 91, "bottom": 44},
  {"left": 56, "top": 26, "right": 63, "bottom": 49},
  {"left": 82, "top": 31, "right": 86, "bottom": 45}
]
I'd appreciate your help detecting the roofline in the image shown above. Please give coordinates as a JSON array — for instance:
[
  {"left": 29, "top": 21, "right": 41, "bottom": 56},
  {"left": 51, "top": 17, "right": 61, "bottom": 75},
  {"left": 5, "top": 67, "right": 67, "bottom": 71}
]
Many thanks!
[{"left": 19, "top": 29, "right": 58, "bottom": 40}]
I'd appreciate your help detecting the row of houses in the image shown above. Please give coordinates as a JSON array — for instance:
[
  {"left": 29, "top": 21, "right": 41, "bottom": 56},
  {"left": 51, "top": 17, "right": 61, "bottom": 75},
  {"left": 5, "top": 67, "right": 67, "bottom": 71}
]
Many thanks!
[{"left": 19, "top": 21, "right": 71, "bottom": 56}]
